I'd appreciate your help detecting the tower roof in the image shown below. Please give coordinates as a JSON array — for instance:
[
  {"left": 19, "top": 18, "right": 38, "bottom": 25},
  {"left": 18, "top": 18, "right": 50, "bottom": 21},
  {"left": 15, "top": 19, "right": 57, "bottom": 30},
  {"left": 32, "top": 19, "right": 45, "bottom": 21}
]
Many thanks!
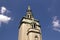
[
  {"left": 25, "top": 5, "right": 34, "bottom": 19},
  {"left": 18, "top": 5, "right": 40, "bottom": 29}
]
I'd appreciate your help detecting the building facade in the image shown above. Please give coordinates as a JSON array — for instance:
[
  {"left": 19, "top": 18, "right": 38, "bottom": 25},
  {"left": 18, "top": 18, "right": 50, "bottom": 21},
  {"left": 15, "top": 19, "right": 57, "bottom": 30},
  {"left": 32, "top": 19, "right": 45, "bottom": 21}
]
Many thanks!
[{"left": 18, "top": 5, "right": 42, "bottom": 40}]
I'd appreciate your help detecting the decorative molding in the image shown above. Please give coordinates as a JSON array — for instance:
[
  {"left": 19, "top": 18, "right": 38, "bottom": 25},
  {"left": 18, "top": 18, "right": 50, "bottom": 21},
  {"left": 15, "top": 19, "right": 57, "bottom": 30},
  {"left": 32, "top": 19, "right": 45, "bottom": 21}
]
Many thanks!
[{"left": 27, "top": 30, "right": 41, "bottom": 35}]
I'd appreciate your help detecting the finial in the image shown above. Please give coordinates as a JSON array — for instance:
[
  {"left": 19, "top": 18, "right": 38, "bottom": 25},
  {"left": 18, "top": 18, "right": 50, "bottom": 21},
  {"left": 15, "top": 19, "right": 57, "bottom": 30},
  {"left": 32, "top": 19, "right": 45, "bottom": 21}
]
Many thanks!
[
  {"left": 26, "top": 5, "right": 34, "bottom": 19},
  {"left": 28, "top": 5, "right": 31, "bottom": 10}
]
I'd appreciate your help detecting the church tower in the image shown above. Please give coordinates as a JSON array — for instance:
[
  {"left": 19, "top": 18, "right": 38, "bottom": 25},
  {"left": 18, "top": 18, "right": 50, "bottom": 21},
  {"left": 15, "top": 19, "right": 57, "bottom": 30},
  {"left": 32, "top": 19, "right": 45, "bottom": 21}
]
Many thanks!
[{"left": 18, "top": 5, "right": 42, "bottom": 40}]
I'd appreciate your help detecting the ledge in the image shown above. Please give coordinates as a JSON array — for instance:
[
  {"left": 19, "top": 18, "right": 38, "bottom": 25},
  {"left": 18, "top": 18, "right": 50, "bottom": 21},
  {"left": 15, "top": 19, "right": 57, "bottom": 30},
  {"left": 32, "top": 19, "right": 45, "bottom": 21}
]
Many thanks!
[{"left": 27, "top": 28, "right": 41, "bottom": 35}]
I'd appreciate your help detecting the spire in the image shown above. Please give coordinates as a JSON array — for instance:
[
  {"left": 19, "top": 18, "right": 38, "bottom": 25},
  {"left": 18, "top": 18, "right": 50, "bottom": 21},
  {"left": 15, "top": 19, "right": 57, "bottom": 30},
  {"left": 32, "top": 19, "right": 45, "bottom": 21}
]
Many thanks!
[
  {"left": 28, "top": 5, "right": 31, "bottom": 11},
  {"left": 26, "top": 5, "right": 34, "bottom": 19},
  {"left": 27, "top": 5, "right": 31, "bottom": 12}
]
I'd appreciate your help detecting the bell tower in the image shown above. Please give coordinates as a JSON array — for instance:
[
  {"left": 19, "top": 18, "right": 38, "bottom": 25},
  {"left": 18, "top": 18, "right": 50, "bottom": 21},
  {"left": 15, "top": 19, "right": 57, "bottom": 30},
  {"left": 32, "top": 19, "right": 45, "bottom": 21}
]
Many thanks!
[{"left": 18, "top": 5, "right": 42, "bottom": 40}]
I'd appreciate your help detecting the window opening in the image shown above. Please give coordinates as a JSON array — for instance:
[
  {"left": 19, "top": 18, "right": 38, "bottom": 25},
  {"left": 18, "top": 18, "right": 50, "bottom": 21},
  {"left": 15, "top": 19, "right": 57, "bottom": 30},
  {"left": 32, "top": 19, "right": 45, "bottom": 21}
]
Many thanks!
[
  {"left": 32, "top": 23, "right": 36, "bottom": 29},
  {"left": 35, "top": 36, "right": 38, "bottom": 40}
]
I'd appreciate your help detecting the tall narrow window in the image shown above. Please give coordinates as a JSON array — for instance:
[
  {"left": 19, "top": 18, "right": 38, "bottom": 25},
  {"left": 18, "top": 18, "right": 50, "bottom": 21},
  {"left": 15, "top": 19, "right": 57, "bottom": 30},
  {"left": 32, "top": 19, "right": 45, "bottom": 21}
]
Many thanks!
[
  {"left": 34, "top": 23, "right": 36, "bottom": 28},
  {"left": 32, "top": 23, "right": 36, "bottom": 29},
  {"left": 27, "top": 14, "right": 31, "bottom": 18},
  {"left": 27, "top": 15, "right": 29, "bottom": 18}
]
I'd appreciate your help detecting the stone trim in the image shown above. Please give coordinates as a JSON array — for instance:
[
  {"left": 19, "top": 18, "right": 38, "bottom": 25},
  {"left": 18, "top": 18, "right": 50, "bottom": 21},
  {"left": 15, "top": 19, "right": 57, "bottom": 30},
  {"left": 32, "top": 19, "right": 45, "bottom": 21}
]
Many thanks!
[
  {"left": 27, "top": 28, "right": 41, "bottom": 35},
  {"left": 23, "top": 16, "right": 39, "bottom": 22},
  {"left": 27, "top": 28, "right": 40, "bottom": 32},
  {"left": 27, "top": 30, "right": 41, "bottom": 35}
]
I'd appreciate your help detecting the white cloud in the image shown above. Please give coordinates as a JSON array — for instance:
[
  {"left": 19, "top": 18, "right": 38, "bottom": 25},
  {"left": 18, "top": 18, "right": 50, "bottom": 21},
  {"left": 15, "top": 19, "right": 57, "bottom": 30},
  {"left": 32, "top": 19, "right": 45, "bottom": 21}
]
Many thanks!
[
  {"left": 0, "top": 14, "right": 11, "bottom": 23},
  {"left": 1, "top": 6, "right": 7, "bottom": 14},
  {"left": 0, "top": 6, "right": 11, "bottom": 26},
  {"left": 52, "top": 16, "right": 60, "bottom": 32},
  {"left": 53, "top": 28, "right": 60, "bottom": 32}
]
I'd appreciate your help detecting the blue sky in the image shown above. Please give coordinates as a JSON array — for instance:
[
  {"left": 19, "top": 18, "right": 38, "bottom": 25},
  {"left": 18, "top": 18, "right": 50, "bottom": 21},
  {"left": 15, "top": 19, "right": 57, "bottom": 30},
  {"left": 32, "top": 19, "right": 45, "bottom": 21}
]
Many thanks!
[{"left": 0, "top": 0, "right": 60, "bottom": 40}]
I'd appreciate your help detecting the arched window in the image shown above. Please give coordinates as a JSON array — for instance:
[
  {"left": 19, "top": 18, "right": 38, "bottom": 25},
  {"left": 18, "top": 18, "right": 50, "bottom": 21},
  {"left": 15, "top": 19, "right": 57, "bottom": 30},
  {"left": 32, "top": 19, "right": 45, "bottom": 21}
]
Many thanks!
[
  {"left": 35, "top": 36, "right": 38, "bottom": 40},
  {"left": 27, "top": 14, "right": 31, "bottom": 18}
]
